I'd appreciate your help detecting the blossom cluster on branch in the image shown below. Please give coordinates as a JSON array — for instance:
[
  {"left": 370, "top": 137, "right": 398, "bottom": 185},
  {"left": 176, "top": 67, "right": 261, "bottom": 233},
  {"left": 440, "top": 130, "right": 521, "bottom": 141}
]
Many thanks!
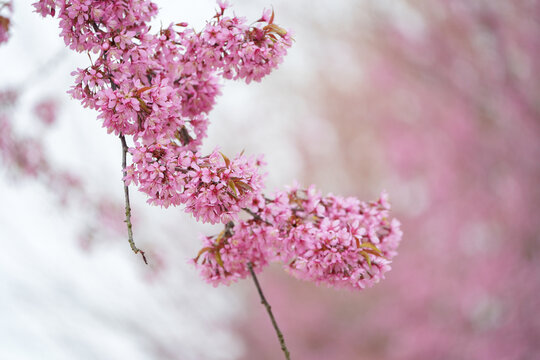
[
  {"left": 196, "top": 186, "right": 402, "bottom": 289},
  {"left": 33, "top": 0, "right": 402, "bottom": 291}
]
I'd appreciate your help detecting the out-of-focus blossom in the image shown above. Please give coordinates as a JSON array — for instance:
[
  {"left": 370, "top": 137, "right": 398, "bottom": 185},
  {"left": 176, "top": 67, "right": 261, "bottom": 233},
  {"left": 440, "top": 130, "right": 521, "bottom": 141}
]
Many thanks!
[{"left": 34, "top": 99, "right": 58, "bottom": 125}]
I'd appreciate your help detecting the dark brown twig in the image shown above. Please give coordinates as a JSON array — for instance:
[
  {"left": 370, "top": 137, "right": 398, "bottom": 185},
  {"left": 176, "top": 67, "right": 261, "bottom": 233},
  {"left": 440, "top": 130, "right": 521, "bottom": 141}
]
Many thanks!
[
  {"left": 120, "top": 134, "right": 148, "bottom": 264},
  {"left": 242, "top": 207, "right": 273, "bottom": 226},
  {"left": 247, "top": 262, "right": 291, "bottom": 360}
]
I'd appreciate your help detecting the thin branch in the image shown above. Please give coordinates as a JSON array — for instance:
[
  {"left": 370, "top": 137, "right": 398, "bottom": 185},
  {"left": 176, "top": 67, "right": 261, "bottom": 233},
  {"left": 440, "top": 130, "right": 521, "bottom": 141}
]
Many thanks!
[
  {"left": 120, "top": 134, "right": 148, "bottom": 264},
  {"left": 243, "top": 207, "right": 273, "bottom": 226},
  {"left": 247, "top": 262, "right": 291, "bottom": 360}
]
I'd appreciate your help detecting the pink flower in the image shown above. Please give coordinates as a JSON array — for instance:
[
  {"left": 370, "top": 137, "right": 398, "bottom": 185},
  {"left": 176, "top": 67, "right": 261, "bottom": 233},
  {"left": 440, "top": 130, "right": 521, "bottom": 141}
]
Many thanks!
[
  {"left": 193, "top": 184, "right": 402, "bottom": 289},
  {"left": 33, "top": 0, "right": 402, "bottom": 294}
]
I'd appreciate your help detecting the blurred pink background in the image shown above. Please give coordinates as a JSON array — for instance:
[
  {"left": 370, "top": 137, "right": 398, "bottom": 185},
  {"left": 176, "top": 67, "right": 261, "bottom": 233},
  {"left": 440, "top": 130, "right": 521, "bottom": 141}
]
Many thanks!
[{"left": 239, "top": 1, "right": 540, "bottom": 359}]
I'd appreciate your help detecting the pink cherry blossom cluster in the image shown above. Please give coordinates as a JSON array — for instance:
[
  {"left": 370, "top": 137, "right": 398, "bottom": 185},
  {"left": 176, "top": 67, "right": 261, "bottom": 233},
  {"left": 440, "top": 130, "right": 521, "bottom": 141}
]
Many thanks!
[
  {"left": 0, "top": 0, "right": 11, "bottom": 45},
  {"left": 186, "top": 4, "right": 293, "bottom": 84},
  {"left": 271, "top": 186, "right": 401, "bottom": 289},
  {"left": 33, "top": 0, "right": 402, "bottom": 291},
  {"left": 33, "top": 0, "right": 158, "bottom": 52},
  {"left": 34, "top": 0, "right": 291, "bottom": 206},
  {"left": 125, "top": 144, "right": 265, "bottom": 223},
  {"left": 193, "top": 185, "right": 402, "bottom": 290},
  {"left": 194, "top": 220, "right": 275, "bottom": 285}
]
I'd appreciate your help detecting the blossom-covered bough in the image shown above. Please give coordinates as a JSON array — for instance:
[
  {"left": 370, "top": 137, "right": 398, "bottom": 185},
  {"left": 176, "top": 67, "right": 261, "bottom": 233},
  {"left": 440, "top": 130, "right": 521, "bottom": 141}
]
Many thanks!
[{"left": 32, "top": 0, "right": 402, "bottom": 358}]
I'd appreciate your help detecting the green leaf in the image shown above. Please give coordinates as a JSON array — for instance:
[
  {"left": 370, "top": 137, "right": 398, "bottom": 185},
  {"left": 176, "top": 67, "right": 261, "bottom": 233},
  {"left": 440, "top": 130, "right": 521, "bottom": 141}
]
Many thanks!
[
  {"left": 215, "top": 251, "right": 224, "bottom": 267},
  {"left": 228, "top": 180, "right": 238, "bottom": 196},
  {"left": 193, "top": 246, "right": 212, "bottom": 263},
  {"left": 360, "top": 251, "right": 372, "bottom": 271},
  {"left": 360, "top": 242, "right": 383, "bottom": 257},
  {"left": 220, "top": 152, "right": 231, "bottom": 167}
]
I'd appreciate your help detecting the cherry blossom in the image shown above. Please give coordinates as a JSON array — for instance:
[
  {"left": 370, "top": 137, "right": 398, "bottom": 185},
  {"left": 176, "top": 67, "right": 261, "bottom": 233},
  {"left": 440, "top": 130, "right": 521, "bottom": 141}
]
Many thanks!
[{"left": 33, "top": 0, "right": 401, "bottom": 294}]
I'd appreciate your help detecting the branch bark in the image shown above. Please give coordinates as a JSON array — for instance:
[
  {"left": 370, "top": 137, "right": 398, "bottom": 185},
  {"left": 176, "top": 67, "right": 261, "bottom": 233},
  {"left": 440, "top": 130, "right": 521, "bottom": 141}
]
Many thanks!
[
  {"left": 247, "top": 262, "right": 291, "bottom": 360},
  {"left": 120, "top": 134, "right": 148, "bottom": 264}
]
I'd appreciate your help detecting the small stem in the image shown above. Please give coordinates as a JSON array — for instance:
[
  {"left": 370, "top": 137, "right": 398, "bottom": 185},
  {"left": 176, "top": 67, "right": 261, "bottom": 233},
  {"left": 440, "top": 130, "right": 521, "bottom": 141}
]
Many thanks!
[
  {"left": 120, "top": 135, "right": 148, "bottom": 264},
  {"left": 242, "top": 207, "right": 273, "bottom": 226},
  {"left": 247, "top": 262, "right": 291, "bottom": 360}
]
